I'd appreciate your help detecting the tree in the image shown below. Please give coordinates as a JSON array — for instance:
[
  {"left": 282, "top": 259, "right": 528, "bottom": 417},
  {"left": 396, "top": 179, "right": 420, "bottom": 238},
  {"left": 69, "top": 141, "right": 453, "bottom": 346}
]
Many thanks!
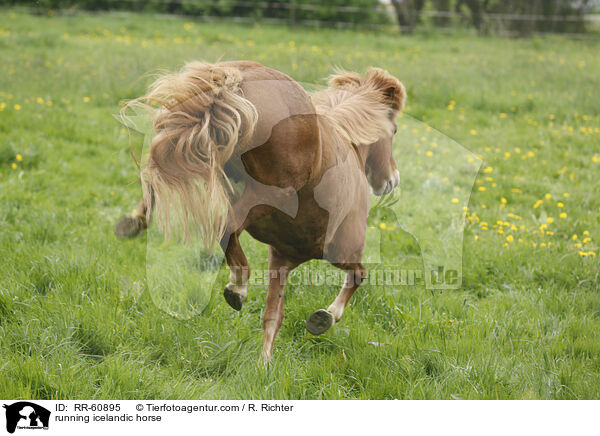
[
  {"left": 390, "top": 0, "right": 426, "bottom": 33},
  {"left": 455, "top": 0, "right": 488, "bottom": 33}
]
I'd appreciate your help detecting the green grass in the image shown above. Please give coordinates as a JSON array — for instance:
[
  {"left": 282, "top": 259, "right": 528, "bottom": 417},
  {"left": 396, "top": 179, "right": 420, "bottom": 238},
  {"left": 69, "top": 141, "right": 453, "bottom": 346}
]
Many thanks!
[{"left": 1, "top": 9, "right": 599, "bottom": 399}]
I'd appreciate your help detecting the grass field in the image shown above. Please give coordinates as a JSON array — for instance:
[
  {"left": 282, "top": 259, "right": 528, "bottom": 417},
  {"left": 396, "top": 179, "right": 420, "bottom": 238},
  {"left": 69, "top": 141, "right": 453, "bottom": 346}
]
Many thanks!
[{"left": 1, "top": 9, "right": 599, "bottom": 399}]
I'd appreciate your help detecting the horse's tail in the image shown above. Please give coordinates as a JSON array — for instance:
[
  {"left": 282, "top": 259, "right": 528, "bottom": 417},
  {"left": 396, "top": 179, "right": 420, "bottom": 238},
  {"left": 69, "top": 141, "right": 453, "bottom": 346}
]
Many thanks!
[{"left": 127, "top": 62, "right": 258, "bottom": 250}]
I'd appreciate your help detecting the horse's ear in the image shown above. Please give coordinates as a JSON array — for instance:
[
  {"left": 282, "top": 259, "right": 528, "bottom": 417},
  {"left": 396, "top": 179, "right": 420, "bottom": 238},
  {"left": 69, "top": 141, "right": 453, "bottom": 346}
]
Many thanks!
[
  {"left": 365, "top": 67, "right": 406, "bottom": 112},
  {"left": 328, "top": 71, "right": 362, "bottom": 89}
]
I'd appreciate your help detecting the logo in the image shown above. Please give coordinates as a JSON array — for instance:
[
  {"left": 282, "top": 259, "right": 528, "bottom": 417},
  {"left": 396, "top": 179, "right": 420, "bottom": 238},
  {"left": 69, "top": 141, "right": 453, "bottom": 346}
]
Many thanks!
[{"left": 3, "top": 402, "right": 50, "bottom": 434}]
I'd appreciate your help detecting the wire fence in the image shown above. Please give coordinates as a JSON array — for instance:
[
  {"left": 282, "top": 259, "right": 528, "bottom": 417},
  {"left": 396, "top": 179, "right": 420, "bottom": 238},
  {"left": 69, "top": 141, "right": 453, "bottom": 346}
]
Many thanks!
[{"left": 13, "top": 1, "right": 600, "bottom": 37}]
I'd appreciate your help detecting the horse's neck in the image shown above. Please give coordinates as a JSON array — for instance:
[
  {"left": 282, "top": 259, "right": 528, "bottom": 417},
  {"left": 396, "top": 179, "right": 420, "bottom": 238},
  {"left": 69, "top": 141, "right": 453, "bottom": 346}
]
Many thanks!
[{"left": 314, "top": 117, "right": 366, "bottom": 183}]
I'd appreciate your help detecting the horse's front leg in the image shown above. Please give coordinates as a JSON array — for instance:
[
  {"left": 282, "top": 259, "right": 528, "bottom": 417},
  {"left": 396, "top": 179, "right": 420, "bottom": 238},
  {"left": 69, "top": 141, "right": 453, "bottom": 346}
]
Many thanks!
[
  {"left": 262, "top": 247, "right": 299, "bottom": 361},
  {"left": 306, "top": 262, "right": 366, "bottom": 335}
]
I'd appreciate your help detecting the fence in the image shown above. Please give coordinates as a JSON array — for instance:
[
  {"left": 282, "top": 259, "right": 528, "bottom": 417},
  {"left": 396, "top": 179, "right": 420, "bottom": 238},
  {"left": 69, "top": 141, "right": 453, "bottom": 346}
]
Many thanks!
[{"left": 11, "top": 0, "right": 600, "bottom": 37}]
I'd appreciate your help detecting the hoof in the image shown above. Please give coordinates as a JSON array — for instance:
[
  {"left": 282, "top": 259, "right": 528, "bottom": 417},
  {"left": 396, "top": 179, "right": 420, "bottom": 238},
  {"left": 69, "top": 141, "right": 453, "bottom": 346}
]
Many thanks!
[
  {"left": 306, "top": 309, "right": 335, "bottom": 335},
  {"left": 115, "top": 215, "right": 142, "bottom": 239},
  {"left": 260, "top": 349, "right": 273, "bottom": 365},
  {"left": 223, "top": 286, "right": 246, "bottom": 311}
]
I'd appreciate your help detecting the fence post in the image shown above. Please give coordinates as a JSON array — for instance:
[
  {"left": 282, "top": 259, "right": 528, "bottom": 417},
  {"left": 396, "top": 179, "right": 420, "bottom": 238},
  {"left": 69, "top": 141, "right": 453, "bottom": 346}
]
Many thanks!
[{"left": 289, "top": 0, "right": 296, "bottom": 29}]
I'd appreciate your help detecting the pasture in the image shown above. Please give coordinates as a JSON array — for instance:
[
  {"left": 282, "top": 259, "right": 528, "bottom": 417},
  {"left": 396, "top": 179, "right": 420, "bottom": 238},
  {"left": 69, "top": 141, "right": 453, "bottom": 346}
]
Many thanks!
[{"left": 0, "top": 10, "right": 599, "bottom": 399}]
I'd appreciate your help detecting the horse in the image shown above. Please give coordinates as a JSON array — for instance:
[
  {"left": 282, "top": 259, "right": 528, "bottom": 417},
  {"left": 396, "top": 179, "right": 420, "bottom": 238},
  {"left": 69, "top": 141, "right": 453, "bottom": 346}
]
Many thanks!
[{"left": 115, "top": 61, "right": 405, "bottom": 360}]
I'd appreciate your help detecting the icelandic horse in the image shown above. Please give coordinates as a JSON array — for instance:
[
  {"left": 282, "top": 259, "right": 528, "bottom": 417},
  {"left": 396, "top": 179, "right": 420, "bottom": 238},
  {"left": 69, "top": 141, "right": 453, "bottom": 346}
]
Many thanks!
[{"left": 116, "top": 61, "right": 405, "bottom": 361}]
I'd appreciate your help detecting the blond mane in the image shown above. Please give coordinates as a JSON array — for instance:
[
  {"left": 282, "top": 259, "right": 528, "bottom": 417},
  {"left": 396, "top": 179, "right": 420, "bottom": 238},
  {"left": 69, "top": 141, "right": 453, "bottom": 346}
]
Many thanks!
[{"left": 310, "top": 67, "right": 405, "bottom": 146}]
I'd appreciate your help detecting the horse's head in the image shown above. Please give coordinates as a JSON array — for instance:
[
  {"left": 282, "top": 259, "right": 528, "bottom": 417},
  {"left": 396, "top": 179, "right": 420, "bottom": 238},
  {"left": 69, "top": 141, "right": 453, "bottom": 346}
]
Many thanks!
[
  {"left": 323, "top": 67, "right": 405, "bottom": 196},
  {"left": 364, "top": 123, "right": 400, "bottom": 196}
]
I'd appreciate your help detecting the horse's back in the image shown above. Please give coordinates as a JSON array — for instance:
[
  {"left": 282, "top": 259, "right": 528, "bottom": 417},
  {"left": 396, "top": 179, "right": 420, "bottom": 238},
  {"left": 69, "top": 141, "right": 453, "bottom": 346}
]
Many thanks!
[
  {"left": 220, "top": 61, "right": 320, "bottom": 190},
  {"left": 220, "top": 61, "right": 317, "bottom": 150}
]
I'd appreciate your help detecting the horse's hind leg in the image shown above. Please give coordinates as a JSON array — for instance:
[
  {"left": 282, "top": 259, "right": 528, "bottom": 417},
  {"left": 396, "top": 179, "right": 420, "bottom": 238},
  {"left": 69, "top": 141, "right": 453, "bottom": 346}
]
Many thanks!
[
  {"left": 221, "top": 182, "right": 296, "bottom": 311},
  {"left": 115, "top": 198, "right": 148, "bottom": 239},
  {"left": 220, "top": 187, "right": 265, "bottom": 311},
  {"left": 306, "top": 262, "right": 366, "bottom": 335},
  {"left": 262, "top": 247, "right": 298, "bottom": 361},
  {"left": 222, "top": 231, "right": 251, "bottom": 311}
]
